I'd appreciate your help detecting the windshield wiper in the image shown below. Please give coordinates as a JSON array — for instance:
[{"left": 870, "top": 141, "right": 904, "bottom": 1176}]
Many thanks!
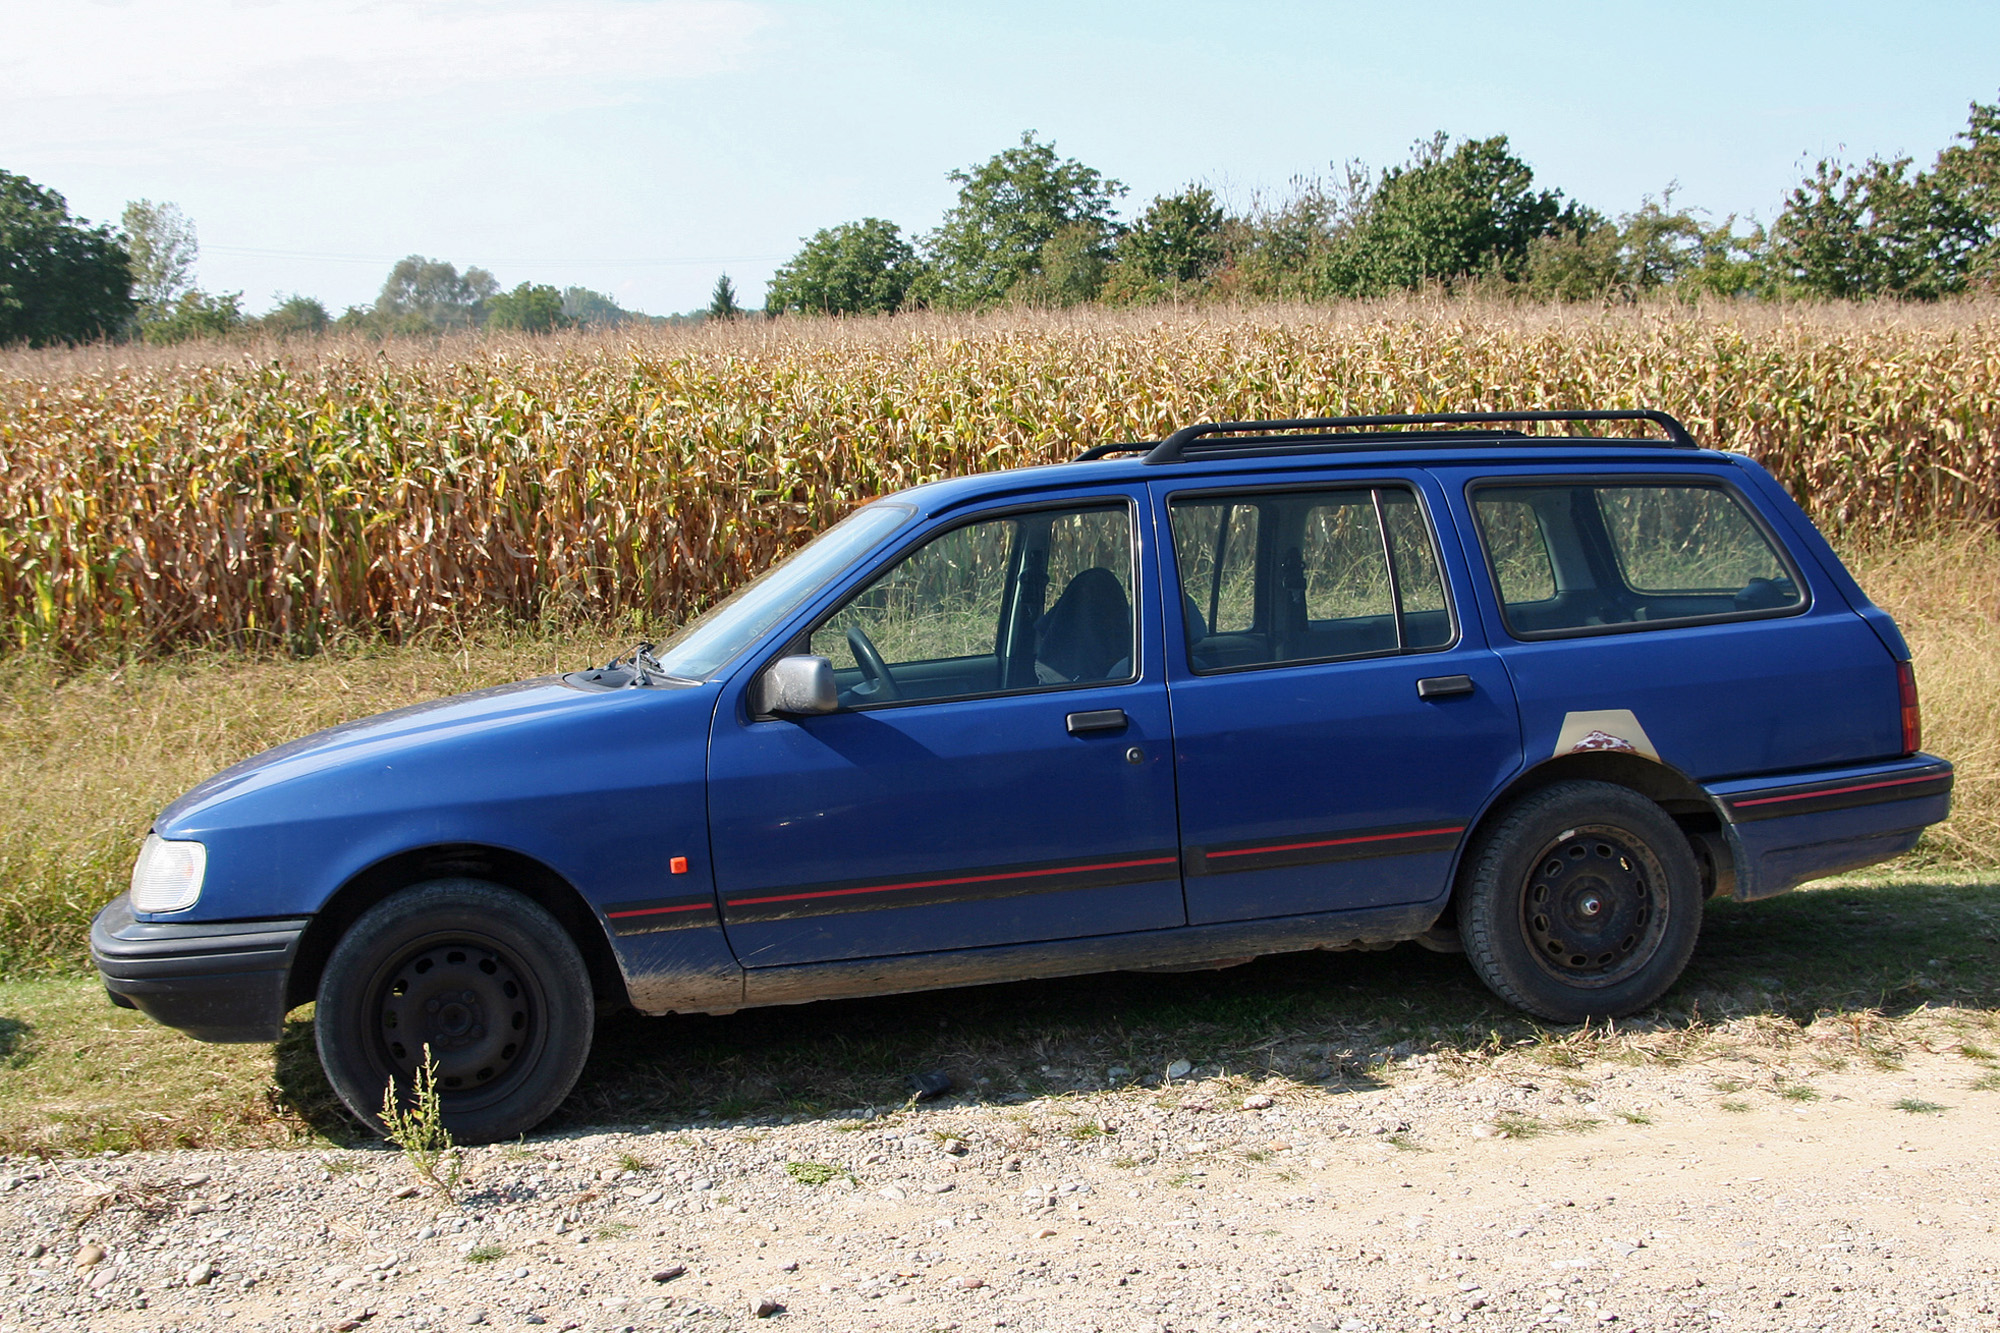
[{"left": 624, "top": 641, "right": 697, "bottom": 687}]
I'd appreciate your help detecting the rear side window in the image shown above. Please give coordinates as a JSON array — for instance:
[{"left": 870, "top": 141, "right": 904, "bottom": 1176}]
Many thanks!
[
  {"left": 1167, "top": 485, "right": 1455, "bottom": 672},
  {"left": 1471, "top": 480, "right": 1804, "bottom": 638}
]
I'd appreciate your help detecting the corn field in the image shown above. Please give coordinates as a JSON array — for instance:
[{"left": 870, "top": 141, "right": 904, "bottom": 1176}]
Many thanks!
[{"left": 3, "top": 303, "right": 1999, "bottom": 656}]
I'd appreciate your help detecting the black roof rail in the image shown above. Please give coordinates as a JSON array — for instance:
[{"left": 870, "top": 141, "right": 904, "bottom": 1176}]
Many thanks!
[
  {"left": 1141, "top": 410, "right": 1698, "bottom": 464},
  {"left": 1072, "top": 441, "right": 1151, "bottom": 461}
]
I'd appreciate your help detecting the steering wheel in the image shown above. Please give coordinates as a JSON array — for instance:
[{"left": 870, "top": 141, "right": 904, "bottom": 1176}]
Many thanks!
[{"left": 846, "top": 625, "right": 900, "bottom": 701}]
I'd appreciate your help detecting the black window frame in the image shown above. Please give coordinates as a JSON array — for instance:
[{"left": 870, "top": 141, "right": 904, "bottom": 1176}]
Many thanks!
[
  {"left": 773, "top": 495, "right": 1145, "bottom": 714},
  {"left": 1466, "top": 473, "right": 1813, "bottom": 642},
  {"left": 1163, "top": 480, "right": 1461, "bottom": 676}
]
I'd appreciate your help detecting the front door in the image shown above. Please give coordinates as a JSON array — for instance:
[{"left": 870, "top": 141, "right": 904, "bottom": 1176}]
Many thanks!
[
  {"left": 706, "top": 493, "right": 1186, "bottom": 968},
  {"left": 1158, "top": 476, "right": 1523, "bottom": 925}
]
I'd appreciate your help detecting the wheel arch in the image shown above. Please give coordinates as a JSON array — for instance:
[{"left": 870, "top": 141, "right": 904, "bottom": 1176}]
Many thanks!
[
  {"left": 1440, "top": 752, "right": 1736, "bottom": 928},
  {"left": 284, "top": 844, "right": 627, "bottom": 1012}
]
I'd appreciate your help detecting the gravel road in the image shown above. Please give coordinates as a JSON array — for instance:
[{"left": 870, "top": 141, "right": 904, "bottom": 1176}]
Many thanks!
[{"left": 5, "top": 1040, "right": 1999, "bottom": 1333}]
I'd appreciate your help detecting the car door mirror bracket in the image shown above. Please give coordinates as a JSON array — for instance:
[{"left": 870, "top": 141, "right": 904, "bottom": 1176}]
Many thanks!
[{"left": 756, "top": 655, "right": 838, "bottom": 718}]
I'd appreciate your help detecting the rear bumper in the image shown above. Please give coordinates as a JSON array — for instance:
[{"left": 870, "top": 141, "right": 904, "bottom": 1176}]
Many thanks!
[
  {"left": 1706, "top": 754, "right": 1953, "bottom": 901},
  {"left": 90, "top": 894, "right": 308, "bottom": 1043}
]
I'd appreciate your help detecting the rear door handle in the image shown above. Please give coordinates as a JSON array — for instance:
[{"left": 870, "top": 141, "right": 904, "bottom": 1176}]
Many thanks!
[
  {"left": 1416, "top": 675, "right": 1475, "bottom": 699},
  {"left": 1066, "top": 708, "right": 1128, "bottom": 735}
]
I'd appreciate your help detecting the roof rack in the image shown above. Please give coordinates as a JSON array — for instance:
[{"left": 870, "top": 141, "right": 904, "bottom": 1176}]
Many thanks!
[{"left": 1073, "top": 410, "right": 1698, "bottom": 465}]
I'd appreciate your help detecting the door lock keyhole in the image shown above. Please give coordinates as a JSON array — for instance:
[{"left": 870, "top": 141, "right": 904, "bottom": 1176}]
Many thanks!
[{"left": 1125, "top": 746, "right": 1145, "bottom": 765}]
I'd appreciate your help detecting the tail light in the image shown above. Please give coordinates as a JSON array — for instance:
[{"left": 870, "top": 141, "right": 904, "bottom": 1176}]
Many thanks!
[{"left": 1897, "top": 659, "right": 1922, "bottom": 755}]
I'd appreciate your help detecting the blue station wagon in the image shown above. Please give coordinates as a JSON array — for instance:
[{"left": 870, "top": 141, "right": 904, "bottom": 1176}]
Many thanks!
[{"left": 93, "top": 411, "right": 1953, "bottom": 1141}]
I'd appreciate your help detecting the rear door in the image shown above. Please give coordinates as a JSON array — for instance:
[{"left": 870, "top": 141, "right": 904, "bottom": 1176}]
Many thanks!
[
  {"left": 706, "top": 489, "right": 1186, "bottom": 968},
  {"left": 1157, "top": 472, "right": 1523, "bottom": 925}
]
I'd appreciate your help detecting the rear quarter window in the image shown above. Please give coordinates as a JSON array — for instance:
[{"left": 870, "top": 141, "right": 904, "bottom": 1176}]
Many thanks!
[{"left": 1470, "top": 479, "right": 1805, "bottom": 638}]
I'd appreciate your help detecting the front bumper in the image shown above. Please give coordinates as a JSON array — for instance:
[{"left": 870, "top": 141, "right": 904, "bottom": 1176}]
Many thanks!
[{"left": 90, "top": 894, "right": 308, "bottom": 1043}]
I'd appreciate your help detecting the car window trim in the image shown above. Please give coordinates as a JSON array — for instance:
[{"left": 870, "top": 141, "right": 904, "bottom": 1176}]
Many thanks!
[
  {"left": 1465, "top": 472, "right": 1814, "bottom": 642},
  {"left": 1159, "top": 478, "right": 1463, "bottom": 675},
  {"left": 759, "top": 494, "right": 1147, "bottom": 717}
]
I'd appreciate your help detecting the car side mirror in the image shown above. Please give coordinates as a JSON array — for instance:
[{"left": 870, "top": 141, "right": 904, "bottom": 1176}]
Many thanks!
[{"left": 755, "top": 655, "right": 838, "bottom": 717}]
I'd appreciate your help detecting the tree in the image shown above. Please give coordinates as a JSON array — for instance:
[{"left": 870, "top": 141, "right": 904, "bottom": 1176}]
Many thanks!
[
  {"left": 707, "top": 273, "right": 743, "bottom": 320},
  {"left": 374, "top": 256, "right": 498, "bottom": 334},
  {"left": 485, "top": 282, "right": 572, "bottom": 334},
  {"left": 121, "top": 199, "right": 198, "bottom": 315},
  {"left": 923, "top": 131, "right": 1125, "bottom": 308},
  {"left": 1011, "top": 222, "right": 1111, "bottom": 306},
  {"left": 142, "top": 289, "right": 244, "bottom": 345},
  {"left": 0, "top": 171, "right": 133, "bottom": 346},
  {"left": 561, "top": 286, "right": 631, "bottom": 327},
  {"left": 259, "top": 294, "right": 330, "bottom": 339},
  {"left": 766, "top": 218, "right": 922, "bottom": 316},
  {"left": 1768, "top": 94, "right": 1999, "bottom": 299},
  {"left": 1339, "top": 133, "right": 1584, "bottom": 293},
  {"left": 1116, "top": 184, "right": 1227, "bottom": 285}
]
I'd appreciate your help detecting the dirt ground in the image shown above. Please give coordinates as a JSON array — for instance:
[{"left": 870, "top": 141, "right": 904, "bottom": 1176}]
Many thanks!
[{"left": 5, "top": 1025, "right": 1999, "bottom": 1333}]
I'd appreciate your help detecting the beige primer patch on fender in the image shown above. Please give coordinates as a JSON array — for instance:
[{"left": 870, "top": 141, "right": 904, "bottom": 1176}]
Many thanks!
[{"left": 1553, "top": 709, "right": 1659, "bottom": 762}]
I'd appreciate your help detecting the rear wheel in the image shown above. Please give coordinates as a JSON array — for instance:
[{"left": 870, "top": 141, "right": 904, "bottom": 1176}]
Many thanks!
[
  {"left": 1459, "top": 781, "right": 1702, "bottom": 1023},
  {"left": 315, "top": 879, "right": 594, "bottom": 1144}
]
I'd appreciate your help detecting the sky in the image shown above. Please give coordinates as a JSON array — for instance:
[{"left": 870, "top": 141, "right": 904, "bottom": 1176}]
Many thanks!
[{"left": 4, "top": 0, "right": 1997, "bottom": 317}]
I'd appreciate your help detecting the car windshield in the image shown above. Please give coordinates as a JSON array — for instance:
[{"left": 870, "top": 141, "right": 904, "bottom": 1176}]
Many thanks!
[{"left": 652, "top": 503, "right": 913, "bottom": 681}]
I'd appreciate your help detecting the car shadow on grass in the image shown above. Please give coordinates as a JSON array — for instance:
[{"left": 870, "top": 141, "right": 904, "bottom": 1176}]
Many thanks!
[{"left": 271, "top": 876, "right": 2000, "bottom": 1141}]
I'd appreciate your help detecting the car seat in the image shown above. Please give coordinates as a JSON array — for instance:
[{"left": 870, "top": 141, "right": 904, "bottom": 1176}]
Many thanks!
[{"left": 1035, "top": 568, "right": 1132, "bottom": 683}]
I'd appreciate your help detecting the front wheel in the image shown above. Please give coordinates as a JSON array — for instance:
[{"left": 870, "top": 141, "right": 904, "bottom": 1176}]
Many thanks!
[
  {"left": 1458, "top": 781, "right": 1702, "bottom": 1023},
  {"left": 315, "top": 879, "right": 594, "bottom": 1144}
]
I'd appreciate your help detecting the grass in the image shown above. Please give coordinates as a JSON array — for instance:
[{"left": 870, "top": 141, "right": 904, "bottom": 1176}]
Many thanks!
[
  {"left": 785, "top": 1161, "right": 852, "bottom": 1187},
  {"left": 1894, "top": 1098, "right": 1948, "bottom": 1114},
  {"left": 465, "top": 1245, "right": 506, "bottom": 1264}
]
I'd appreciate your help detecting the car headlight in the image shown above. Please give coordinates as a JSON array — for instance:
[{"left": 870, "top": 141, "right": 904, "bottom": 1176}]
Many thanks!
[{"left": 131, "top": 833, "right": 207, "bottom": 913}]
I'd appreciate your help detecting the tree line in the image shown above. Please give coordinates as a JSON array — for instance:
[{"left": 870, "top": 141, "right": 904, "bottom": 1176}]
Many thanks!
[
  {"left": 4, "top": 91, "right": 1996, "bottom": 347},
  {"left": 0, "top": 187, "right": 662, "bottom": 348},
  {"left": 763, "top": 97, "right": 2000, "bottom": 315}
]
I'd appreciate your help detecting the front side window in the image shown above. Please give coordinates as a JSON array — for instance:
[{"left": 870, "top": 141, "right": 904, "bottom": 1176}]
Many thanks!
[
  {"left": 806, "top": 504, "right": 1135, "bottom": 707},
  {"left": 1471, "top": 480, "right": 1804, "bottom": 637},
  {"left": 1167, "top": 485, "right": 1455, "bottom": 672}
]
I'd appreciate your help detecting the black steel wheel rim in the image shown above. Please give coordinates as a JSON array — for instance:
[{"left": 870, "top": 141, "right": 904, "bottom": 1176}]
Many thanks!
[
  {"left": 366, "top": 931, "right": 546, "bottom": 1111},
  {"left": 1519, "top": 823, "right": 1671, "bottom": 989}
]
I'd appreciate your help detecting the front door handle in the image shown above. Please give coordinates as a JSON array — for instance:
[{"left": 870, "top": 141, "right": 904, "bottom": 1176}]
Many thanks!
[
  {"left": 1415, "top": 674, "right": 1475, "bottom": 700},
  {"left": 1066, "top": 708, "right": 1129, "bottom": 735}
]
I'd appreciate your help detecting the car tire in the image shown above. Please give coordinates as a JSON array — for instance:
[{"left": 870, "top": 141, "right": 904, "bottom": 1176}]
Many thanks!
[
  {"left": 315, "top": 879, "right": 594, "bottom": 1144},
  {"left": 1458, "top": 781, "right": 1702, "bottom": 1024}
]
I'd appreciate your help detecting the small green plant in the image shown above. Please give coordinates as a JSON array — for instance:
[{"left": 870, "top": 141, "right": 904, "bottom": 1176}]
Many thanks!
[
  {"left": 786, "top": 1161, "right": 853, "bottom": 1186},
  {"left": 1719, "top": 1099, "right": 1751, "bottom": 1113},
  {"left": 1958, "top": 1043, "right": 1995, "bottom": 1061},
  {"left": 1612, "top": 1109, "right": 1653, "bottom": 1125},
  {"left": 1239, "top": 1147, "right": 1271, "bottom": 1162},
  {"left": 1493, "top": 1113, "right": 1546, "bottom": 1139},
  {"left": 465, "top": 1244, "right": 506, "bottom": 1264},
  {"left": 1110, "top": 1156, "right": 1140, "bottom": 1170},
  {"left": 319, "top": 1154, "right": 367, "bottom": 1176},
  {"left": 380, "top": 1046, "right": 462, "bottom": 1205},
  {"left": 1384, "top": 1133, "right": 1425, "bottom": 1152},
  {"left": 1554, "top": 1116, "right": 1603, "bottom": 1134},
  {"left": 1970, "top": 1071, "right": 2000, "bottom": 1092},
  {"left": 1780, "top": 1085, "right": 1820, "bottom": 1102},
  {"left": 595, "top": 1221, "right": 634, "bottom": 1240},
  {"left": 1166, "top": 1170, "right": 1198, "bottom": 1188},
  {"left": 615, "top": 1152, "right": 647, "bottom": 1173},
  {"left": 1067, "top": 1122, "right": 1107, "bottom": 1141},
  {"left": 1711, "top": 1077, "right": 1746, "bottom": 1094},
  {"left": 1894, "top": 1098, "right": 1947, "bottom": 1114}
]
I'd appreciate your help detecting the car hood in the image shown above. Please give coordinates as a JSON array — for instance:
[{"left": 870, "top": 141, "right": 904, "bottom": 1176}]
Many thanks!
[{"left": 157, "top": 677, "right": 709, "bottom": 831}]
